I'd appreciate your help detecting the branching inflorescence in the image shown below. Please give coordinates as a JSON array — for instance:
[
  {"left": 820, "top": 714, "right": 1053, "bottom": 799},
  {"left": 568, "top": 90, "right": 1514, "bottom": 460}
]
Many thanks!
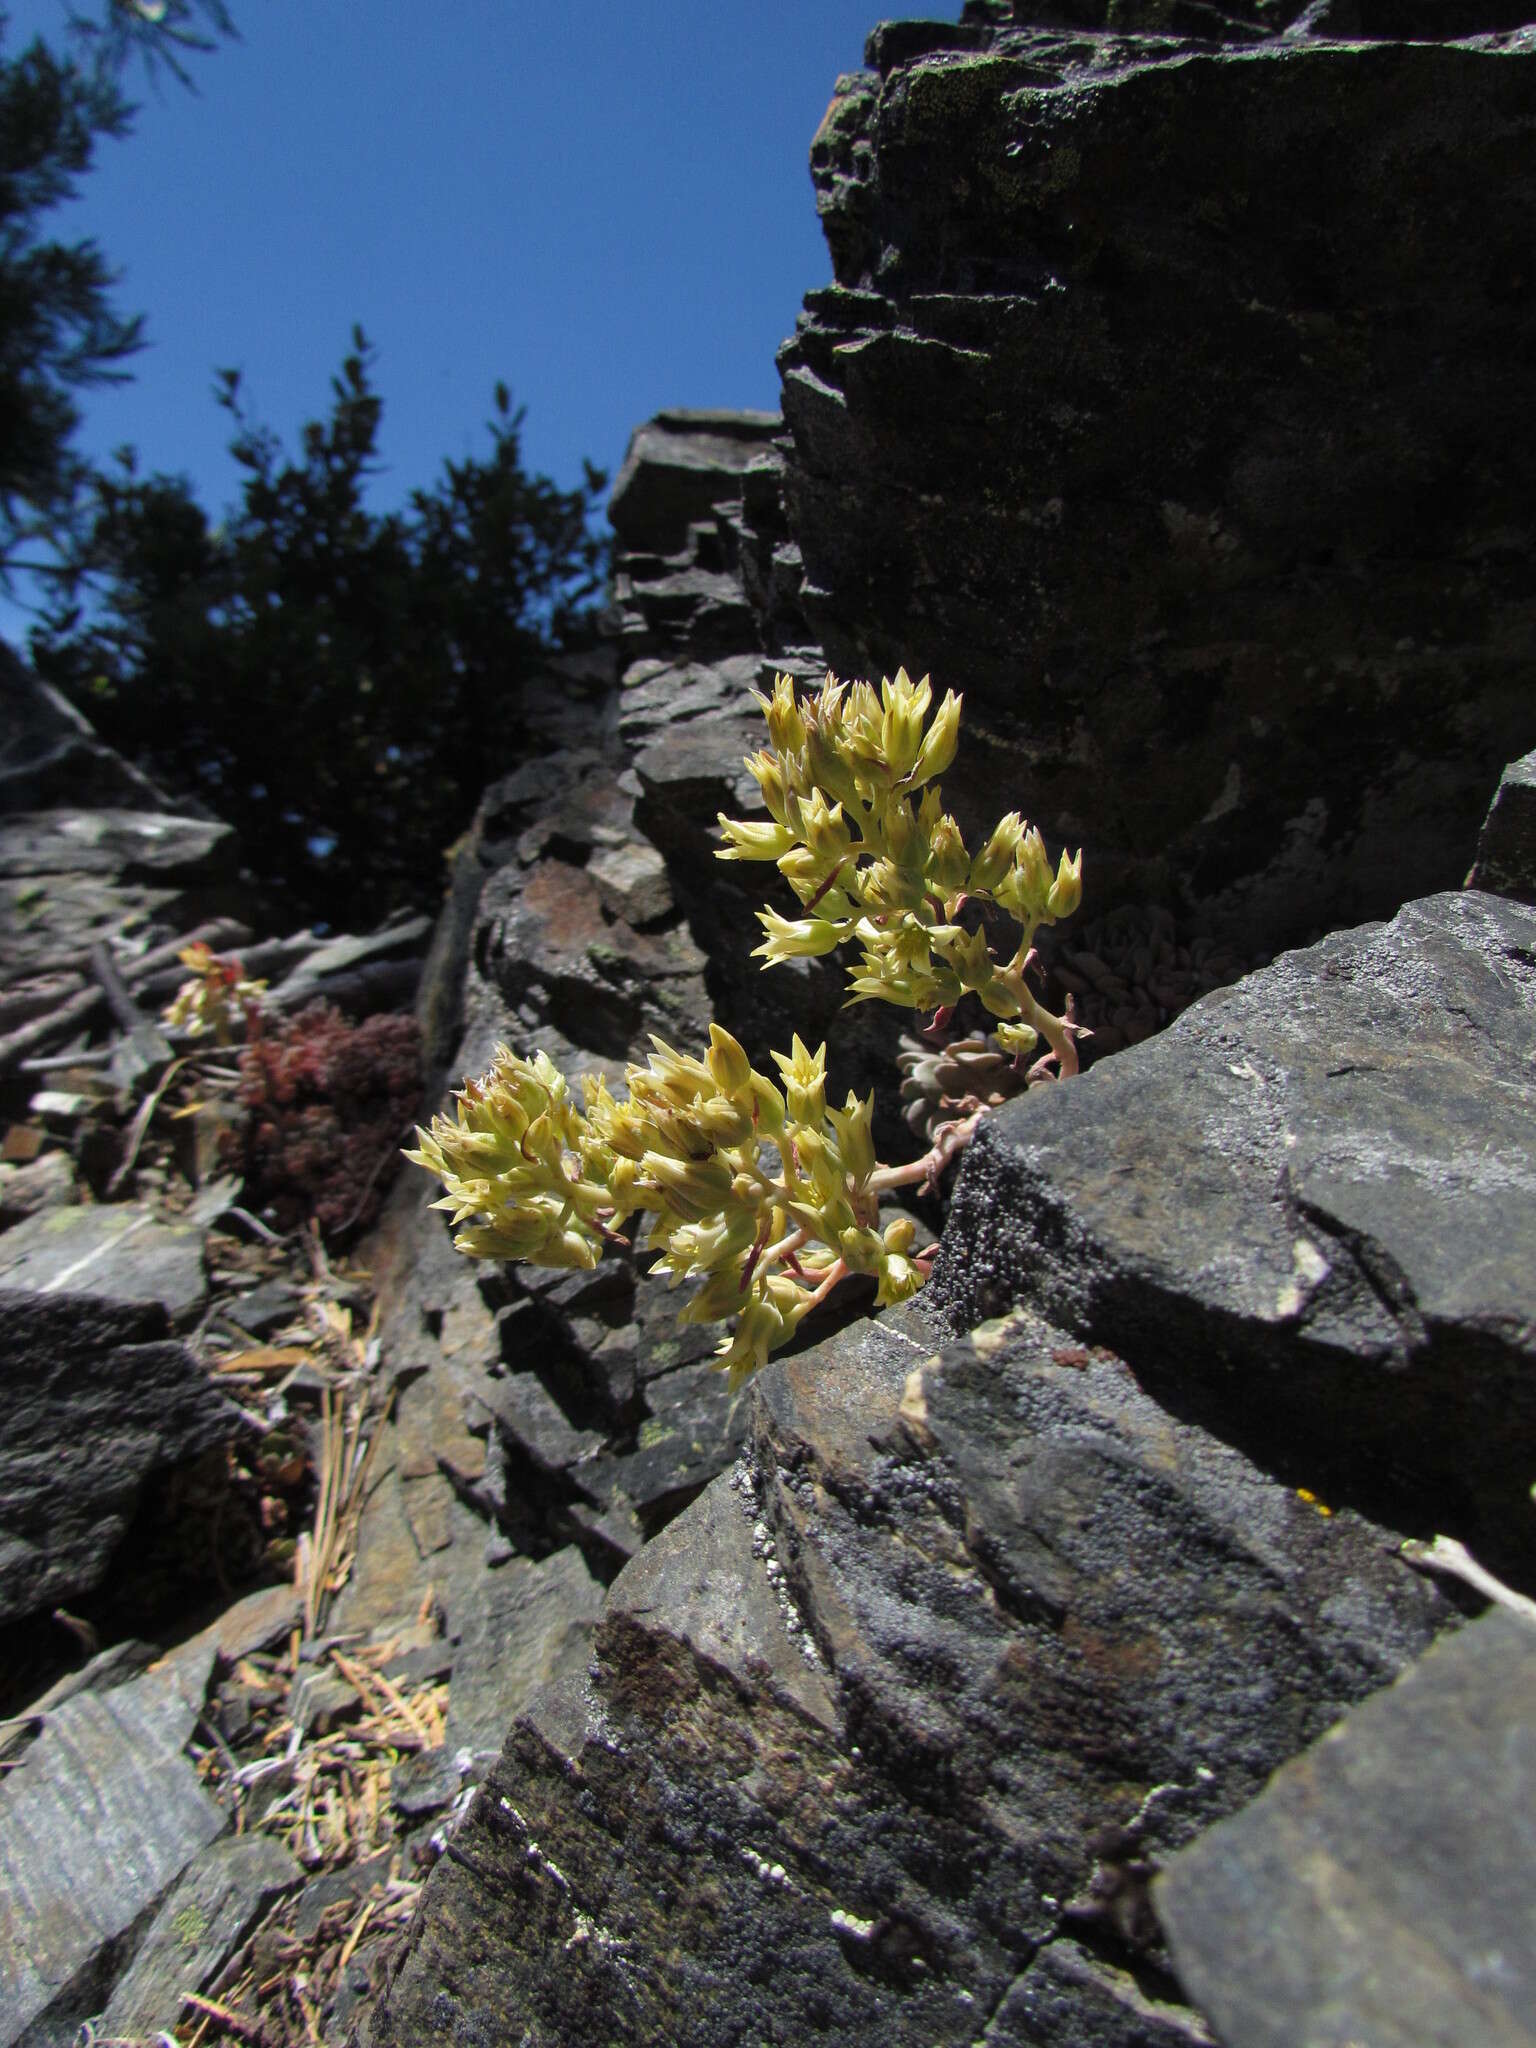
[
  {"left": 164, "top": 941, "right": 268, "bottom": 1046},
  {"left": 406, "top": 670, "right": 1084, "bottom": 1387}
]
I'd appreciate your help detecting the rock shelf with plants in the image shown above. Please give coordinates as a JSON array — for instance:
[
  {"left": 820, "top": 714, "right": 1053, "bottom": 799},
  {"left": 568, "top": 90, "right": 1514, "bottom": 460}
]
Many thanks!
[{"left": 407, "top": 669, "right": 1084, "bottom": 1383}]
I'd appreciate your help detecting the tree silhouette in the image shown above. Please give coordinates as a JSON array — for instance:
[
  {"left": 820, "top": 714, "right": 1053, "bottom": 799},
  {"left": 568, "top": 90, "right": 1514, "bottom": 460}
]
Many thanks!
[
  {"left": 32, "top": 330, "right": 608, "bottom": 923},
  {"left": 0, "top": 2, "right": 236, "bottom": 586}
]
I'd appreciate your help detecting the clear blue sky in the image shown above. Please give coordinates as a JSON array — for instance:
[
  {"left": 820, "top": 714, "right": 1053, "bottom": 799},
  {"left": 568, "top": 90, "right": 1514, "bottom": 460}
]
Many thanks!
[{"left": 4, "top": 0, "right": 932, "bottom": 612}]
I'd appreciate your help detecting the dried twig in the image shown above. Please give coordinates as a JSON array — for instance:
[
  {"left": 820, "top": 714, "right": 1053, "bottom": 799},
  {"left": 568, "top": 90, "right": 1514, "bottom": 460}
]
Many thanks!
[{"left": 1400, "top": 1534, "right": 1536, "bottom": 1622}]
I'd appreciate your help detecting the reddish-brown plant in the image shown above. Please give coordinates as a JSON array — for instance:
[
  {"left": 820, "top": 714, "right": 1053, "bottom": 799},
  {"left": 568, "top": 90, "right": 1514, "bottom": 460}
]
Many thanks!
[{"left": 237, "top": 1003, "right": 422, "bottom": 1239}]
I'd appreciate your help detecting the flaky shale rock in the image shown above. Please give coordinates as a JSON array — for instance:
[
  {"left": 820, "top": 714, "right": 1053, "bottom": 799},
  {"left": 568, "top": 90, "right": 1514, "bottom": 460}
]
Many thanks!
[
  {"left": 927, "top": 885, "right": 1536, "bottom": 1586},
  {"left": 368, "top": 1310, "right": 1452, "bottom": 2046},
  {"left": 0, "top": 1292, "right": 238, "bottom": 1628}
]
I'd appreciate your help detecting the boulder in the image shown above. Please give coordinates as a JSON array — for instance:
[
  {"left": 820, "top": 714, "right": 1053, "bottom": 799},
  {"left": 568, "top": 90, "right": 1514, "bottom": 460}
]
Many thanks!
[
  {"left": 0, "top": 1292, "right": 237, "bottom": 1627},
  {"left": 0, "top": 637, "right": 173, "bottom": 817},
  {"left": 97, "top": 1832, "right": 302, "bottom": 2043},
  {"left": 0, "top": 1203, "right": 209, "bottom": 1326},
  {"left": 0, "top": 1645, "right": 226, "bottom": 2046},
  {"left": 0, "top": 804, "right": 239, "bottom": 977},
  {"left": 926, "top": 887, "right": 1536, "bottom": 1585},
  {"left": 776, "top": 11, "right": 1536, "bottom": 956},
  {"left": 367, "top": 1308, "right": 1453, "bottom": 2045},
  {"left": 1156, "top": 1609, "right": 1536, "bottom": 2048},
  {"left": 1469, "top": 746, "right": 1536, "bottom": 903}
]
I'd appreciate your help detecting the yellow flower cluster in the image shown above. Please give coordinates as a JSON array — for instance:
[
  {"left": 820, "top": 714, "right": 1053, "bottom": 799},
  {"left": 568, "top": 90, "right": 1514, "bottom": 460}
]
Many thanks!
[
  {"left": 405, "top": 1025, "right": 923, "bottom": 1388},
  {"left": 406, "top": 667, "right": 1085, "bottom": 1386},
  {"left": 718, "top": 670, "right": 1082, "bottom": 1077},
  {"left": 162, "top": 942, "right": 268, "bottom": 1045}
]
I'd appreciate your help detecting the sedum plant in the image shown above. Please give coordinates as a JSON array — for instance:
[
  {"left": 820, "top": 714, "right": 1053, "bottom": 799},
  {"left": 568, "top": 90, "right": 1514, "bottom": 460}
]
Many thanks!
[
  {"left": 163, "top": 941, "right": 268, "bottom": 1045},
  {"left": 406, "top": 670, "right": 1083, "bottom": 1387}
]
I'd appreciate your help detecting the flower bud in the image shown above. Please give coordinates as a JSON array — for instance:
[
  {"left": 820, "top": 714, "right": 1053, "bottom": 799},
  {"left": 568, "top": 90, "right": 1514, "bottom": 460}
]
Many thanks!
[
  {"left": 750, "top": 1071, "right": 786, "bottom": 1137},
  {"left": 804, "top": 720, "right": 861, "bottom": 810},
  {"left": 908, "top": 688, "right": 962, "bottom": 787},
  {"left": 880, "top": 667, "right": 933, "bottom": 779},
  {"left": 799, "top": 787, "right": 854, "bottom": 863},
  {"left": 773, "top": 1036, "right": 828, "bottom": 1125},
  {"left": 717, "top": 814, "right": 796, "bottom": 862},
  {"left": 642, "top": 1151, "right": 734, "bottom": 1221},
  {"left": 706, "top": 1023, "right": 753, "bottom": 1099},
  {"left": 969, "top": 811, "right": 1024, "bottom": 894},
  {"left": 926, "top": 809, "right": 971, "bottom": 893},
  {"left": 746, "top": 750, "right": 797, "bottom": 828},
  {"left": 1019, "top": 826, "right": 1053, "bottom": 904},
  {"left": 753, "top": 909, "right": 845, "bottom": 965},
  {"left": 1046, "top": 846, "right": 1083, "bottom": 921},
  {"left": 829, "top": 1089, "right": 877, "bottom": 1189},
  {"left": 715, "top": 1294, "right": 789, "bottom": 1389},
  {"left": 882, "top": 1214, "right": 917, "bottom": 1255},
  {"left": 694, "top": 1094, "right": 754, "bottom": 1147},
  {"left": 838, "top": 1225, "right": 886, "bottom": 1276},
  {"left": 759, "top": 672, "right": 807, "bottom": 757}
]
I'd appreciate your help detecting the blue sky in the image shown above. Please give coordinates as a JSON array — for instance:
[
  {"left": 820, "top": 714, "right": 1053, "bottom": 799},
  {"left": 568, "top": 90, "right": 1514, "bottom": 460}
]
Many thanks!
[{"left": 4, "top": 0, "right": 930, "bottom": 626}]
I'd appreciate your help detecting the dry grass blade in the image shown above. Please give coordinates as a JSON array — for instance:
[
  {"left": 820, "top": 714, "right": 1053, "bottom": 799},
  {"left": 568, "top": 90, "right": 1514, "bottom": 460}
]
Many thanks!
[
  {"left": 212, "top": 1347, "right": 313, "bottom": 1376},
  {"left": 298, "top": 1384, "right": 393, "bottom": 1638},
  {"left": 179, "top": 1990, "right": 267, "bottom": 2042},
  {"left": 106, "top": 1053, "right": 192, "bottom": 1196},
  {"left": 329, "top": 1648, "right": 433, "bottom": 1748}
]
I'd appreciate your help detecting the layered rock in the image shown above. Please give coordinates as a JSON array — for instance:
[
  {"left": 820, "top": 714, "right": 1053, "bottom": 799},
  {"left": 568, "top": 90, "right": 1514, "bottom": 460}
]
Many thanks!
[
  {"left": 927, "top": 884, "right": 1536, "bottom": 1585},
  {"left": 370, "top": 848, "right": 1535, "bottom": 2044},
  {"left": 1156, "top": 1608, "right": 1536, "bottom": 2048},
  {"left": 0, "top": 1292, "right": 238, "bottom": 1631},
  {"left": 357, "top": 409, "right": 847, "bottom": 1633},
  {"left": 776, "top": 3, "right": 1536, "bottom": 957},
  {"left": 368, "top": 1308, "right": 1455, "bottom": 2045}
]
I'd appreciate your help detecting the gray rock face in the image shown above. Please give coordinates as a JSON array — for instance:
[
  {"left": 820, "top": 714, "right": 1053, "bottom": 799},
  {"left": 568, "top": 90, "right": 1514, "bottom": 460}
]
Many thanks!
[
  {"left": 0, "top": 1204, "right": 209, "bottom": 1327},
  {"left": 608, "top": 408, "right": 783, "bottom": 555},
  {"left": 97, "top": 1832, "right": 302, "bottom": 2043},
  {"left": 367, "top": 1309, "right": 1452, "bottom": 2046},
  {"left": 776, "top": 14, "right": 1536, "bottom": 956},
  {"left": 0, "top": 805, "right": 238, "bottom": 976},
  {"left": 0, "top": 1292, "right": 237, "bottom": 1627},
  {"left": 0, "top": 1646, "right": 225, "bottom": 2047},
  {"left": 441, "top": 1544, "right": 605, "bottom": 1771},
  {"left": 0, "top": 638, "right": 172, "bottom": 817},
  {"left": 1470, "top": 747, "right": 1536, "bottom": 903},
  {"left": 929, "top": 887, "right": 1536, "bottom": 1584},
  {"left": 1156, "top": 1609, "right": 1536, "bottom": 2048}
]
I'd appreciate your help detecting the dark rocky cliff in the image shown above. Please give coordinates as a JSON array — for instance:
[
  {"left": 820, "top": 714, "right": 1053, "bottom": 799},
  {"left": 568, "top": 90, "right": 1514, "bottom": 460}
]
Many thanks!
[
  {"left": 360, "top": 7, "right": 1536, "bottom": 2045},
  {"left": 779, "top": 0, "right": 1536, "bottom": 954}
]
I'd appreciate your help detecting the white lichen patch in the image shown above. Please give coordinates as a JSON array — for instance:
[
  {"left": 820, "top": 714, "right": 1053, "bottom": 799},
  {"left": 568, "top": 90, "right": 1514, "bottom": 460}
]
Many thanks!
[
  {"left": 829, "top": 1907, "right": 878, "bottom": 1940},
  {"left": 1274, "top": 1234, "right": 1330, "bottom": 1319},
  {"left": 731, "top": 1458, "right": 824, "bottom": 1667},
  {"left": 741, "top": 1847, "right": 792, "bottom": 1888}
]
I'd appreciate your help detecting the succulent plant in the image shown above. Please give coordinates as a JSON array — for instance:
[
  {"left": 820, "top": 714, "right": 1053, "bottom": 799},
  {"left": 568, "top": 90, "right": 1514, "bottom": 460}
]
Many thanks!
[
  {"left": 162, "top": 941, "right": 267, "bottom": 1045},
  {"left": 407, "top": 669, "right": 1084, "bottom": 1386}
]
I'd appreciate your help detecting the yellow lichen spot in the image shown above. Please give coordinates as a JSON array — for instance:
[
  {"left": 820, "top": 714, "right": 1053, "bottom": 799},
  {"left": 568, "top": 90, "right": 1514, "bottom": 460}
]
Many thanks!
[
  {"left": 898, "top": 1366, "right": 936, "bottom": 1451},
  {"left": 1296, "top": 1488, "right": 1334, "bottom": 1518},
  {"left": 971, "top": 1308, "right": 1025, "bottom": 1359}
]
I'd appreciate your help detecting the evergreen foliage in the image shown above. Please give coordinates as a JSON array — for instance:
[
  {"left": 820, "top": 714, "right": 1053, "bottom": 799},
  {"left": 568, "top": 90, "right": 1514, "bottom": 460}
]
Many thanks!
[
  {"left": 0, "top": 3, "right": 235, "bottom": 582},
  {"left": 31, "top": 333, "right": 608, "bottom": 922}
]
